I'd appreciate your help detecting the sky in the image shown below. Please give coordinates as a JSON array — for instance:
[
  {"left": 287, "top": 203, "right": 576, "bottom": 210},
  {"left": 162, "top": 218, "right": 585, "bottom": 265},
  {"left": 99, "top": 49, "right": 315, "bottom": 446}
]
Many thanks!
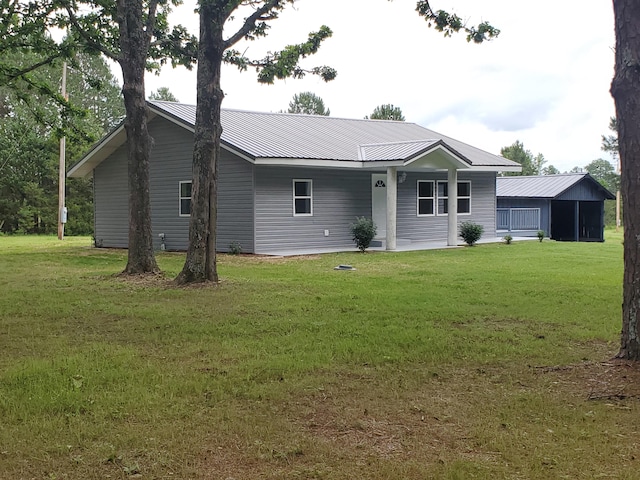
[{"left": 140, "top": 0, "right": 616, "bottom": 173}]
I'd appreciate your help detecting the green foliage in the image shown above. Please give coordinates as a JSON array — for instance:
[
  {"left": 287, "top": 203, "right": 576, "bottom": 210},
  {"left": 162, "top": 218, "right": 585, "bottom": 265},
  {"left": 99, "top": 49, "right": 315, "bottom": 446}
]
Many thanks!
[
  {"left": 367, "top": 104, "right": 405, "bottom": 121},
  {"left": 503, "top": 234, "right": 513, "bottom": 245},
  {"left": 0, "top": 52, "right": 122, "bottom": 235},
  {"left": 585, "top": 158, "right": 620, "bottom": 192},
  {"left": 228, "top": 241, "right": 242, "bottom": 255},
  {"left": 350, "top": 217, "right": 377, "bottom": 252},
  {"left": 543, "top": 164, "right": 560, "bottom": 175},
  {"left": 287, "top": 91, "right": 330, "bottom": 116},
  {"left": 415, "top": 1, "right": 500, "bottom": 43},
  {"left": 459, "top": 221, "right": 484, "bottom": 246},
  {"left": 149, "top": 87, "right": 179, "bottom": 102},
  {"left": 537, "top": 230, "right": 545, "bottom": 242},
  {"left": 500, "top": 140, "right": 545, "bottom": 176},
  {"left": 601, "top": 116, "right": 618, "bottom": 156}
]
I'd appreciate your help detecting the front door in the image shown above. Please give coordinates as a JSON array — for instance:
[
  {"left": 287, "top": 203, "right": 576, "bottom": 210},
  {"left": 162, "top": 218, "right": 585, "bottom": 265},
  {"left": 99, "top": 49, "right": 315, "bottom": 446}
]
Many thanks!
[{"left": 372, "top": 174, "right": 387, "bottom": 238}]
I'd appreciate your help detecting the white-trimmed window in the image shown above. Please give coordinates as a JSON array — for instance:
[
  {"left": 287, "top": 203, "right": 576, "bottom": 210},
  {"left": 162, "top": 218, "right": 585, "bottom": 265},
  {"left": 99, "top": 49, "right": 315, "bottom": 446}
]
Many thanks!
[
  {"left": 293, "top": 179, "right": 313, "bottom": 216},
  {"left": 435, "top": 181, "right": 471, "bottom": 216},
  {"left": 179, "top": 181, "right": 192, "bottom": 217},
  {"left": 417, "top": 180, "right": 435, "bottom": 216},
  {"left": 457, "top": 181, "right": 471, "bottom": 214}
]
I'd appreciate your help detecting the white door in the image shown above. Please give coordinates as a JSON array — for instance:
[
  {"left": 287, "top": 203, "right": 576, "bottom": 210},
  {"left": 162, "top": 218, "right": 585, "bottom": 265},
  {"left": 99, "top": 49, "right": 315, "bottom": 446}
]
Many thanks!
[{"left": 371, "top": 174, "right": 387, "bottom": 238}]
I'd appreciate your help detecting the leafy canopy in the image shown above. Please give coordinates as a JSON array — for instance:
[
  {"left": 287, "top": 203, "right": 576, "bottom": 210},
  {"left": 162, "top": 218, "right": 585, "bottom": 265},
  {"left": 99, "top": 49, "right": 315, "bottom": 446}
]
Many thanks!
[{"left": 287, "top": 91, "right": 330, "bottom": 116}]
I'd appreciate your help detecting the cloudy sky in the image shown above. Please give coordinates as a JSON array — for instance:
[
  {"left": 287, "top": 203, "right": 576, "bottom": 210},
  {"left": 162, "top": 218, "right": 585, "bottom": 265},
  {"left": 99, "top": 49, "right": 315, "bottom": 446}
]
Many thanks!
[{"left": 142, "top": 0, "right": 616, "bottom": 173}]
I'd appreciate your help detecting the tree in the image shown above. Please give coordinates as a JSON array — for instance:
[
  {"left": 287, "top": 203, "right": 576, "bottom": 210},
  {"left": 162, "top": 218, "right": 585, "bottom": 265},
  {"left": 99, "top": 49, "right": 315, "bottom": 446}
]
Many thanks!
[
  {"left": 542, "top": 165, "right": 560, "bottom": 175},
  {"left": 176, "top": 0, "right": 499, "bottom": 285},
  {"left": 367, "top": 104, "right": 405, "bottom": 121},
  {"left": 602, "top": 117, "right": 619, "bottom": 155},
  {"left": 611, "top": 0, "right": 640, "bottom": 360},
  {"left": 287, "top": 91, "right": 330, "bottom": 115},
  {"left": 149, "top": 86, "right": 179, "bottom": 102},
  {"left": 0, "top": 51, "right": 123, "bottom": 234},
  {"left": 62, "top": 0, "right": 196, "bottom": 275},
  {"left": 500, "top": 141, "right": 537, "bottom": 176},
  {"left": 584, "top": 158, "right": 620, "bottom": 192}
]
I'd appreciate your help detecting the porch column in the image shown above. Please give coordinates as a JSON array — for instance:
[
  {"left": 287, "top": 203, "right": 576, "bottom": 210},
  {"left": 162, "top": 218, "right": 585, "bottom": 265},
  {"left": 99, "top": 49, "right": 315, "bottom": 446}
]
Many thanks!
[
  {"left": 386, "top": 166, "right": 397, "bottom": 251},
  {"left": 447, "top": 168, "right": 458, "bottom": 246}
]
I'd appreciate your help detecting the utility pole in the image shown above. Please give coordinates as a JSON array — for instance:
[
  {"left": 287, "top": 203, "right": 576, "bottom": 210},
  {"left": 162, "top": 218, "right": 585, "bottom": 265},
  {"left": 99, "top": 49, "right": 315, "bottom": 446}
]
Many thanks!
[{"left": 58, "top": 62, "right": 67, "bottom": 240}]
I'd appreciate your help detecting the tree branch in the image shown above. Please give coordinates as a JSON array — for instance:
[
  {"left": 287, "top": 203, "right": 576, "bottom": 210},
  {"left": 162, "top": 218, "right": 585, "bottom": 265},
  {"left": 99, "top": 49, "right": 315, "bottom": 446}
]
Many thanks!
[
  {"left": 62, "top": 1, "right": 119, "bottom": 61},
  {"left": 224, "top": 0, "right": 286, "bottom": 49}
]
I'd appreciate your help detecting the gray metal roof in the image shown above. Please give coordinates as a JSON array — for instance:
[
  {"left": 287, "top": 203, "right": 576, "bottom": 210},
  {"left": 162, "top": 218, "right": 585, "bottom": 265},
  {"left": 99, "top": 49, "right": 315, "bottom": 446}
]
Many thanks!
[
  {"left": 150, "top": 100, "right": 518, "bottom": 167},
  {"left": 496, "top": 173, "right": 615, "bottom": 199}
]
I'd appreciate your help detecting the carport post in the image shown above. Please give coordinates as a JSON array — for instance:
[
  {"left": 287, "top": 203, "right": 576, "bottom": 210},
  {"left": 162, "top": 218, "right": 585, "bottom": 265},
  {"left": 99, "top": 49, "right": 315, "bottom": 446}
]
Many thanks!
[{"left": 574, "top": 201, "right": 580, "bottom": 241}]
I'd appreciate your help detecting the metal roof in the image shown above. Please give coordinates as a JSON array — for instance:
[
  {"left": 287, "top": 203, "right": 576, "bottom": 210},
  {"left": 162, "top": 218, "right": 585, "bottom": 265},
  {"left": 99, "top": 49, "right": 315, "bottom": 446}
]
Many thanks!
[
  {"left": 150, "top": 100, "right": 518, "bottom": 167},
  {"left": 496, "top": 173, "right": 615, "bottom": 199},
  {"left": 68, "top": 101, "right": 521, "bottom": 178}
]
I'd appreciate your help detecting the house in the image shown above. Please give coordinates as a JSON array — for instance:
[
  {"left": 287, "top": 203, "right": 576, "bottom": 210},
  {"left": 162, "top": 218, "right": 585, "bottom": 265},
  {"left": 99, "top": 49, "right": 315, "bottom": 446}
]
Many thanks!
[
  {"left": 68, "top": 100, "right": 521, "bottom": 254},
  {"left": 496, "top": 173, "right": 615, "bottom": 242}
]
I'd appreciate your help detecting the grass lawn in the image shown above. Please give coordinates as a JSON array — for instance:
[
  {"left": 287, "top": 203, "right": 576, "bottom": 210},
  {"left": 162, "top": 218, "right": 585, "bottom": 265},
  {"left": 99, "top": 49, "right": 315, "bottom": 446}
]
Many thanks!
[{"left": 0, "top": 232, "right": 637, "bottom": 479}]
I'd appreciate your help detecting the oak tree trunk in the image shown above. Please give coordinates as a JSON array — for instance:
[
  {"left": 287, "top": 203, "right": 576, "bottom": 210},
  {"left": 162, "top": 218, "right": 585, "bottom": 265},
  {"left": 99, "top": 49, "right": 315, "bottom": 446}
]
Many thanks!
[
  {"left": 612, "top": 0, "right": 640, "bottom": 359},
  {"left": 175, "top": 2, "right": 223, "bottom": 284},
  {"left": 118, "top": 0, "right": 159, "bottom": 275}
]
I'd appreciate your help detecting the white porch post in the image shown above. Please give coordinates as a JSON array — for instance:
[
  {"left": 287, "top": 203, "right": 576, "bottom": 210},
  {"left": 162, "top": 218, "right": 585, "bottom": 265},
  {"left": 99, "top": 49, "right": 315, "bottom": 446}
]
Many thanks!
[
  {"left": 447, "top": 168, "right": 458, "bottom": 246},
  {"left": 386, "top": 166, "right": 397, "bottom": 251}
]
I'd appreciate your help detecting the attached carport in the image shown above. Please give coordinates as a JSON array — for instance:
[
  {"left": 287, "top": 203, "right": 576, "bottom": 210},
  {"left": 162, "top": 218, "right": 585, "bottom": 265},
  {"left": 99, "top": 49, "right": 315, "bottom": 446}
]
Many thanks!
[{"left": 496, "top": 173, "right": 615, "bottom": 242}]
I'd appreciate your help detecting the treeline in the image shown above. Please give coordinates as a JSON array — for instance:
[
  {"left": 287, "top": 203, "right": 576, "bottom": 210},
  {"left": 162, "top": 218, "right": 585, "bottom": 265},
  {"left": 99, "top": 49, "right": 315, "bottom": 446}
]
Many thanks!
[{"left": 0, "top": 52, "right": 123, "bottom": 235}]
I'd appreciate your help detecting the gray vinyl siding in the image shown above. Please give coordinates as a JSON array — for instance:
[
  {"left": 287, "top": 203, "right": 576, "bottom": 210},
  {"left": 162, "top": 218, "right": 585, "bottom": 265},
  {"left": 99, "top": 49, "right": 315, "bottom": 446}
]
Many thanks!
[
  {"left": 254, "top": 167, "right": 370, "bottom": 253},
  {"left": 94, "top": 116, "right": 255, "bottom": 252},
  {"left": 93, "top": 144, "right": 129, "bottom": 248},
  {"left": 397, "top": 171, "right": 497, "bottom": 241},
  {"left": 216, "top": 150, "right": 255, "bottom": 253}
]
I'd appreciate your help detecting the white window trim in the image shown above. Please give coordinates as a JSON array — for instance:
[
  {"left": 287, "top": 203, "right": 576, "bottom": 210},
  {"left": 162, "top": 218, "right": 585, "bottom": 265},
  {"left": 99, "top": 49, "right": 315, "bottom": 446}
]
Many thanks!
[
  {"left": 416, "top": 180, "right": 435, "bottom": 217},
  {"left": 179, "top": 180, "right": 192, "bottom": 217},
  {"left": 293, "top": 179, "right": 313, "bottom": 217},
  {"left": 435, "top": 180, "right": 472, "bottom": 216}
]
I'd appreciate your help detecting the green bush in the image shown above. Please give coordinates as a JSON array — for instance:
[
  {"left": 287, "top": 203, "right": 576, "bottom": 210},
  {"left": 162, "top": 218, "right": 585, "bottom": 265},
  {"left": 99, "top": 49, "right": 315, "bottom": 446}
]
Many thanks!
[
  {"left": 228, "top": 241, "right": 243, "bottom": 255},
  {"left": 459, "top": 221, "right": 484, "bottom": 246},
  {"left": 351, "top": 217, "right": 377, "bottom": 252},
  {"left": 503, "top": 234, "right": 513, "bottom": 245},
  {"left": 537, "top": 230, "right": 545, "bottom": 242}
]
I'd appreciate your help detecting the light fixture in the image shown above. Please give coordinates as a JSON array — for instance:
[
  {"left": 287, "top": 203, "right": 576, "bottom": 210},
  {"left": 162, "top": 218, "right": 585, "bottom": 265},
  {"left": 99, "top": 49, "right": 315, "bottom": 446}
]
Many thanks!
[{"left": 398, "top": 171, "right": 407, "bottom": 184}]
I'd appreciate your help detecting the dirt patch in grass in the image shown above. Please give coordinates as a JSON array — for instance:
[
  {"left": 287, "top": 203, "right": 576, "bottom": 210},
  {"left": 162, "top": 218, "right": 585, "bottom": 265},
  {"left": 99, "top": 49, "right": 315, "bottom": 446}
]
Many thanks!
[{"left": 536, "top": 358, "right": 640, "bottom": 401}]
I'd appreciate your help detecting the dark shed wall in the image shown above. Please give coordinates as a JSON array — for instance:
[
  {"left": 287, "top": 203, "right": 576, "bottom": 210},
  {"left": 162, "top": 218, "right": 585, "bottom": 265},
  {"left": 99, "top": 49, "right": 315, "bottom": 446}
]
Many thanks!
[
  {"left": 496, "top": 198, "right": 551, "bottom": 236},
  {"left": 556, "top": 180, "right": 606, "bottom": 201}
]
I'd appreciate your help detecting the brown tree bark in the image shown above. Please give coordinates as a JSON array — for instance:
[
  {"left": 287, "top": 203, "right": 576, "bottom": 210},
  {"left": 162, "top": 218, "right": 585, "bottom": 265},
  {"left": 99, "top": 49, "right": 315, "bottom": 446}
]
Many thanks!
[
  {"left": 174, "top": 1, "right": 223, "bottom": 284},
  {"left": 117, "top": 0, "right": 159, "bottom": 275},
  {"left": 612, "top": 0, "right": 640, "bottom": 359}
]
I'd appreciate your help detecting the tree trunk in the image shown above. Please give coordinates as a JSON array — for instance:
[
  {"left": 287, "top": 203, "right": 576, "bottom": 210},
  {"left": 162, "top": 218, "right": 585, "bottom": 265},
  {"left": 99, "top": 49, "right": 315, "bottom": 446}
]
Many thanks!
[
  {"left": 175, "top": 2, "right": 223, "bottom": 284},
  {"left": 612, "top": 0, "right": 640, "bottom": 360},
  {"left": 118, "top": 0, "right": 159, "bottom": 275}
]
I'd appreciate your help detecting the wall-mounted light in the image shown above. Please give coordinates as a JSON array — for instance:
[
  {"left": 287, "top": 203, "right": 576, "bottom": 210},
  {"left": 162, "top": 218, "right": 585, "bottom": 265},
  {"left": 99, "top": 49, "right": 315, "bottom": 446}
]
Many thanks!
[{"left": 398, "top": 171, "right": 407, "bottom": 184}]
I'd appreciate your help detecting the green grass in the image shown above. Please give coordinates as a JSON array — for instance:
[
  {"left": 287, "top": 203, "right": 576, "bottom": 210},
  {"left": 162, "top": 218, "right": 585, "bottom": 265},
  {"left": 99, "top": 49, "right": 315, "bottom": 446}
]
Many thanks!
[{"left": 0, "top": 233, "right": 635, "bottom": 479}]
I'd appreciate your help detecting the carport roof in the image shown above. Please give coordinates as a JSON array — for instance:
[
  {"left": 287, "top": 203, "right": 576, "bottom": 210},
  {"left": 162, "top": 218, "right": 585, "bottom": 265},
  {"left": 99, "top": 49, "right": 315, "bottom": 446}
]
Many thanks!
[{"left": 496, "top": 173, "right": 615, "bottom": 200}]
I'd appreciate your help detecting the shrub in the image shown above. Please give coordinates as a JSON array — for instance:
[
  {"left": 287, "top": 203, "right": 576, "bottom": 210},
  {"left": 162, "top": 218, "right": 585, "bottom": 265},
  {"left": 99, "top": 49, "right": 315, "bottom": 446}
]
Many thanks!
[
  {"left": 351, "top": 217, "right": 377, "bottom": 252},
  {"left": 503, "top": 234, "right": 513, "bottom": 245},
  {"left": 537, "top": 230, "right": 545, "bottom": 242},
  {"left": 228, "top": 241, "right": 242, "bottom": 255},
  {"left": 459, "top": 221, "right": 484, "bottom": 246}
]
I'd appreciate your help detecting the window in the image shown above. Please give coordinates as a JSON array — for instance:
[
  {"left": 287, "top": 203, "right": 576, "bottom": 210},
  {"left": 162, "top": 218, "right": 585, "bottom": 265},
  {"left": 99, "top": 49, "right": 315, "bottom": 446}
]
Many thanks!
[
  {"left": 437, "top": 182, "right": 449, "bottom": 215},
  {"left": 293, "top": 179, "right": 312, "bottom": 216},
  {"left": 418, "top": 181, "right": 471, "bottom": 216},
  {"left": 457, "top": 181, "right": 471, "bottom": 214},
  {"left": 179, "top": 181, "right": 191, "bottom": 216},
  {"left": 417, "top": 181, "right": 434, "bottom": 216}
]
